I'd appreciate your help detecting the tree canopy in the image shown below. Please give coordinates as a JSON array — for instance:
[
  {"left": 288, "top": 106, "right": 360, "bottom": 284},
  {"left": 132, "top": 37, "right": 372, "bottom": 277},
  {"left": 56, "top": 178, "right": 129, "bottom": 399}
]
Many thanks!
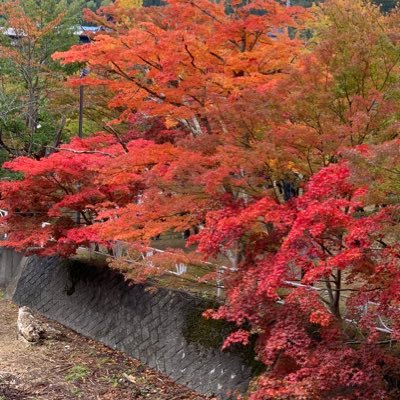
[
  {"left": 0, "top": 0, "right": 84, "bottom": 159},
  {"left": 4, "top": 0, "right": 400, "bottom": 398}
]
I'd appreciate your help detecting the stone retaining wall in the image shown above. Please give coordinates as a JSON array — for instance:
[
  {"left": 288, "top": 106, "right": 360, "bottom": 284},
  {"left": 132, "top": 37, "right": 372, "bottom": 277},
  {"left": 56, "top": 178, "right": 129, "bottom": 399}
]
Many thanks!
[{"left": 0, "top": 249, "right": 252, "bottom": 398}]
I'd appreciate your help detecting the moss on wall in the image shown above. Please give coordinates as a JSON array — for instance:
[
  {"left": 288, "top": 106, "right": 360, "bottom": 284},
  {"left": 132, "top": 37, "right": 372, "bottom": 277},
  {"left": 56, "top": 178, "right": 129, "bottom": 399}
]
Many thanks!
[
  {"left": 182, "top": 301, "right": 232, "bottom": 349},
  {"left": 182, "top": 301, "right": 265, "bottom": 375}
]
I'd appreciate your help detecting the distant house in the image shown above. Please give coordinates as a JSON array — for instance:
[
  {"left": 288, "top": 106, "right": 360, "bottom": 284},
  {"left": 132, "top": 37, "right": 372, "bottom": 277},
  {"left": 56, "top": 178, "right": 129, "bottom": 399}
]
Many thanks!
[
  {"left": 1, "top": 25, "right": 103, "bottom": 44},
  {"left": 1, "top": 27, "right": 27, "bottom": 45},
  {"left": 74, "top": 26, "right": 103, "bottom": 43}
]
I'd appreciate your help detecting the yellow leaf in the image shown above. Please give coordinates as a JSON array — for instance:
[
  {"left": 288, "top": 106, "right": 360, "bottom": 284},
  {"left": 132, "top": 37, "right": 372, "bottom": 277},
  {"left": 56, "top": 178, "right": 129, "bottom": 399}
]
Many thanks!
[
  {"left": 165, "top": 116, "right": 178, "bottom": 129},
  {"left": 117, "top": 0, "right": 143, "bottom": 9}
]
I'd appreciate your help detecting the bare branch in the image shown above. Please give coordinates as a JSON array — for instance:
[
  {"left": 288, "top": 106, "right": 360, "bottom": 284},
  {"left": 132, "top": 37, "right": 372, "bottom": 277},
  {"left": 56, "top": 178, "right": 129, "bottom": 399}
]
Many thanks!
[{"left": 46, "top": 146, "right": 117, "bottom": 158}]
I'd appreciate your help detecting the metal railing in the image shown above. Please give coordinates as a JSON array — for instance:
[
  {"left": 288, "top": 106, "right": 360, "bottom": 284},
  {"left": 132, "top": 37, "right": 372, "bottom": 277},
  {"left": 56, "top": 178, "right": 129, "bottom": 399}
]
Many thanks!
[{"left": 87, "top": 240, "right": 226, "bottom": 298}]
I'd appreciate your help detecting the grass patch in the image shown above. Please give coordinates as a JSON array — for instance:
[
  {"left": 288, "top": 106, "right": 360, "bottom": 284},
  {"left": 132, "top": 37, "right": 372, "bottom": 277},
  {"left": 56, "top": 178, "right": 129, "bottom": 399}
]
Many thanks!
[
  {"left": 65, "top": 365, "right": 89, "bottom": 383},
  {"left": 101, "top": 374, "right": 120, "bottom": 388},
  {"left": 0, "top": 290, "right": 4, "bottom": 300},
  {"left": 70, "top": 387, "right": 83, "bottom": 398}
]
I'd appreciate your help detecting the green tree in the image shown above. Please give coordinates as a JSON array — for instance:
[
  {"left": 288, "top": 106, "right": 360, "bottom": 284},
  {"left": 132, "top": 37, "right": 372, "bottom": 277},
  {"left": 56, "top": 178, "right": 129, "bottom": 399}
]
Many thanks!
[{"left": 0, "top": 0, "right": 83, "bottom": 159}]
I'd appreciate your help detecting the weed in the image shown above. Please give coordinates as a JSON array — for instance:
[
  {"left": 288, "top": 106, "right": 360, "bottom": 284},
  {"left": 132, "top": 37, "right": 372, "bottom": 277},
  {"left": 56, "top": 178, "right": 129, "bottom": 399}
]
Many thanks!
[
  {"left": 103, "top": 374, "right": 120, "bottom": 388},
  {"left": 70, "top": 387, "right": 83, "bottom": 397},
  {"left": 65, "top": 365, "right": 89, "bottom": 382}
]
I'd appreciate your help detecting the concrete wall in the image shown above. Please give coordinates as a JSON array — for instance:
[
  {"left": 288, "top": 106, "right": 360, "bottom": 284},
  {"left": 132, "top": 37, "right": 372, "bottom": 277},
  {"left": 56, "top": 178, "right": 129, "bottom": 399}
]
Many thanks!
[
  {"left": 0, "top": 249, "right": 27, "bottom": 299},
  {"left": 0, "top": 249, "right": 252, "bottom": 398}
]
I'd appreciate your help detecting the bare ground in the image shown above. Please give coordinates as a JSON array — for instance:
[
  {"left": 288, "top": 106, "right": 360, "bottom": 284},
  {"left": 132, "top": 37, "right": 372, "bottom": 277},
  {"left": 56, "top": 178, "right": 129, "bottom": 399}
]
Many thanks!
[{"left": 0, "top": 296, "right": 212, "bottom": 400}]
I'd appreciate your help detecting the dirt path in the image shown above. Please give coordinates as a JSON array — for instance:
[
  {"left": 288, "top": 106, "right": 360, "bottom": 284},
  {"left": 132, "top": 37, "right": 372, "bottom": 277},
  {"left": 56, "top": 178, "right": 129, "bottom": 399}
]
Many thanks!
[{"left": 0, "top": 296, "right": 210, "bottom": 400}]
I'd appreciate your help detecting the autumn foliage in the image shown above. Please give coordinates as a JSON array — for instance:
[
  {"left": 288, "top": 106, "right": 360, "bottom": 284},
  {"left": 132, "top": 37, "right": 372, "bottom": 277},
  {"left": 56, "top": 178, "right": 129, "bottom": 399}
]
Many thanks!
[{"left": 4, "top": 0, "right": 400, "bottom": 398}]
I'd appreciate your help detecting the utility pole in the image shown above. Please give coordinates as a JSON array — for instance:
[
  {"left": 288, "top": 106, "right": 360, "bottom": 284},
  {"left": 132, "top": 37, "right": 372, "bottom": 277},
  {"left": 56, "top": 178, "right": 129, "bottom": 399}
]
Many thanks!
[
  {"left": 76, "top": 67, "right": 89, "bottom": 225},
  {"left": 78, "top": 84, "right": 84, "bottom": 139},
  {"left": 78, "top": 67, "right": 89, "bottom": 139}
]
